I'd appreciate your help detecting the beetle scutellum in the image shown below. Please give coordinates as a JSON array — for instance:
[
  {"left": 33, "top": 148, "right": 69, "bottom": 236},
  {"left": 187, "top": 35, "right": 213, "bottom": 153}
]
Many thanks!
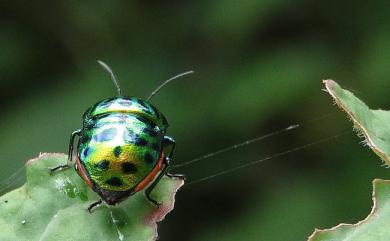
[{"left": 50, "top": 61, "right": 192, "bottom": 212}]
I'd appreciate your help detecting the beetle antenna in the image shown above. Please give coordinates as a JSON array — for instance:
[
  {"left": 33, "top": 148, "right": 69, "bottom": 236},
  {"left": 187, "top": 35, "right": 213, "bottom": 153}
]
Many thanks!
[
  {"left": 97, "top": 60, "right": 122, "bottom": 96},
  {"left": 147, "top": 70, "right": 194, "bottom": 101}
]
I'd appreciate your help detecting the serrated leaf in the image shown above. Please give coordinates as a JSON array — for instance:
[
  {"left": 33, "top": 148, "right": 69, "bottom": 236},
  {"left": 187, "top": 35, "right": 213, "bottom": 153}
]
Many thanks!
[
  {"left": 323, "top": 79, "right": 390, "bottom": 165},
  {"left": 308, "top": 179, "right": 390, "bottom": 241},
  {"left": 308, "top": 80, "right": 390, "bottom": 241},
  {"left": 0, "top": 153, "right": 184, "bottom": 241}
]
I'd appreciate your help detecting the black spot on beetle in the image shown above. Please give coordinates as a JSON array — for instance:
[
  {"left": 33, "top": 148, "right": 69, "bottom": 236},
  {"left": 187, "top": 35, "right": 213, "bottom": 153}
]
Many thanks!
[
  {"left": 124, "top": 128, "right": 135, "bottom": 142},
  {"left": 122, "top": 162, "right": 137, "bottom": 174},
  {"left": 80, "top": 133, "right": 92, "bottom": 145},
  {"left": 151, "top": 143, "right": 161, "bottom": 152},
  {"left": 83, "top": 147, "right": 91, "bottom": 157},
  {"left": 4, "top": 200, "right": 8, "bottom": 203},
  {"left": 95, "top": 160, "right": 110, "bottom": 170},
  {"left": 143, "top": 128, "right": 158, "bottom": 137},
  {"left": 113, "top": 146, "right": 122, "bottom": 157},
  {"left": 134, "top": 115, "right": 157, "bottom": 128},
  {"left": 144, "top": 152, "right": 154, "bottom": 164},
  {"left": 106, "top": 177, "right": 123, "bottom": 187},
  {"left": 135, "top": 137, "right": 148, "bottom": 146},
  {"left": 135, "top": 116, "right": 145, "bottom": 123}
]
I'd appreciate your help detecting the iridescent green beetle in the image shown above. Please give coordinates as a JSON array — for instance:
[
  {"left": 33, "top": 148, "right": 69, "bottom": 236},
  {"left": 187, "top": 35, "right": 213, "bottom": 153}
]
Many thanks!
[{"left": 50, "top": 61, "right": 192, "bottom": 212}]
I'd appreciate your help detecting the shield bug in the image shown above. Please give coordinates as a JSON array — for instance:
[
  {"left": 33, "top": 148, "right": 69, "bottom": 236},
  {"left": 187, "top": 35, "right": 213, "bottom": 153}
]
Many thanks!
[{"left": 50, "top": 61, "right": 192, "bottom": 212}]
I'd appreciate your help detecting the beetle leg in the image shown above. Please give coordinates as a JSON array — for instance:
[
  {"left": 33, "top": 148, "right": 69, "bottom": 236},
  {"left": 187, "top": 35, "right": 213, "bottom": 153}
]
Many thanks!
[
  {"left": 166, "top": 172, "right": 186, "bottom": 179},
  {"left": 163, "top": 136, "right": 186, "bottom": 179},
  {"left": 145, "top": 162, "right": 170, "bottom": 207},
  {"left": 49, "top": 129, "right": 81, "bottom": 174},
  {"left": 66, "top": 129, "right": 82, "bottom": 166},
  {"left": 145, "top": 139, "right": 185, "bottom": 206},
  {"left": 163, "top": 136, "right": 176, "bottom": 160},
  {"left": 87, "top": 199, "right": 103, "bottom": 213},
  {"left": 145, "top": 136, "right": 186, "bottom": 206}
]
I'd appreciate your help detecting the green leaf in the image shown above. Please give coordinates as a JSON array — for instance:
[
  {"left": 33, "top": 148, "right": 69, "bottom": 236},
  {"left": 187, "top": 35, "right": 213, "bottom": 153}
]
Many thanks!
[
  {"left": 308, "top": 80, "right": 390, "bottom": 241},
  {"left": 0, "top": 153, "right": 184, "bottom": 241},
  {"left": 323, "top": 79, "right": 390, "bottom": 165},
  {"left": 309, "top": 179, "right": 390, "bottom": 241}
]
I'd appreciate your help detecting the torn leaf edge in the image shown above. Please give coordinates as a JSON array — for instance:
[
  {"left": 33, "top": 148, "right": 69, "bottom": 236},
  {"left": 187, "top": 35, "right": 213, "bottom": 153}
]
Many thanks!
[{"left": 308, "top": 179, "right": 389, "bottom": 240}]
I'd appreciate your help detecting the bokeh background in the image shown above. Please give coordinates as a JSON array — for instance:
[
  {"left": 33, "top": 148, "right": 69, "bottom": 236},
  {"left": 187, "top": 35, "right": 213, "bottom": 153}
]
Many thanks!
[{"left": 1, "top": 1, "right": 390, "bottom": 240}]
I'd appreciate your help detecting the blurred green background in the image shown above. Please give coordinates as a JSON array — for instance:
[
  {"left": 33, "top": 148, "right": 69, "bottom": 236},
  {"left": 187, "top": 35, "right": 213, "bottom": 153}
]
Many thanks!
[{"left": 1, "top": 1, "right": 390, "bottom": 240}]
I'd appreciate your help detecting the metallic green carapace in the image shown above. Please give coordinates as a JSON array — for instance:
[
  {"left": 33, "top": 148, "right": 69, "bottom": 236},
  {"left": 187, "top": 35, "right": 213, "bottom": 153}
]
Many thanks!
[{"left": 79, "top": 97, "right": 166, "bottom": 192}]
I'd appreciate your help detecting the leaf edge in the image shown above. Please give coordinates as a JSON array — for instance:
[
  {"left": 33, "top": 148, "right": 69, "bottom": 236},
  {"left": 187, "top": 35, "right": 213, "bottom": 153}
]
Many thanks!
[
  {"left": 323, "top": 79, "right": 390, "bottom": 165},
  {"left": 307, "top": 178, "right": 389, "bottom": 241}
]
